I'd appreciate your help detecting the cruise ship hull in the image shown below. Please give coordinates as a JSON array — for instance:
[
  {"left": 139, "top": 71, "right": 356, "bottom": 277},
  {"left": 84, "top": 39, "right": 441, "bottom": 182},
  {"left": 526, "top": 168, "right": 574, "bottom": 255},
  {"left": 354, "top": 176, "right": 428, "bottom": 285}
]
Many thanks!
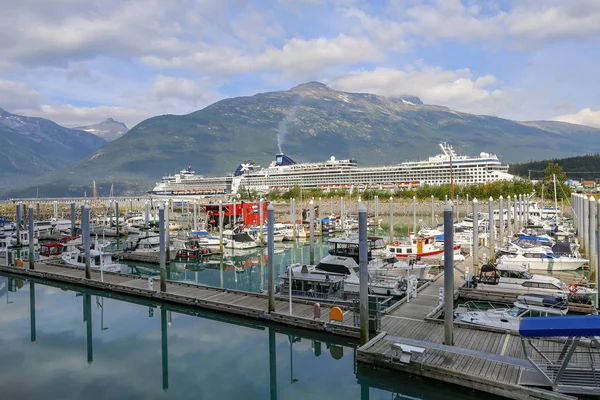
[{"left": 150, "top": 143, "right": 513, "bottom": 197}]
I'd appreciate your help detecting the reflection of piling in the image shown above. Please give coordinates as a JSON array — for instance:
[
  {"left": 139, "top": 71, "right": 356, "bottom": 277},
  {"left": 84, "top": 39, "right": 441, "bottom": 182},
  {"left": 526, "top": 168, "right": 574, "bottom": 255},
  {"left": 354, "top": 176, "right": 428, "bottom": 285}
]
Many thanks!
[
  {"left": 28, "top": 206, "right": 34, "bottom": 270},
  {"left": 159, "top": 207, "right": 166, "bottom": 292},
  {"left": 161, "top": 307, "right": 169, "bottom": 391},
  {"left": 29, "top": 282, "right": 36, "bottom": 342},
  {"left": 443, "top": 201, "right": 454, "bottom": 346},
  {"left": 267, "top": 204, "right": 275, "bottom": 313},
  {"left": 358, "top": 201, "right": 368, "bottom": 346},
  {"left": 84, "top": 293, "right": 93, "bottom": 364},
  {"left": 268, "top": 327, "right": 278, "bottom": 400}
]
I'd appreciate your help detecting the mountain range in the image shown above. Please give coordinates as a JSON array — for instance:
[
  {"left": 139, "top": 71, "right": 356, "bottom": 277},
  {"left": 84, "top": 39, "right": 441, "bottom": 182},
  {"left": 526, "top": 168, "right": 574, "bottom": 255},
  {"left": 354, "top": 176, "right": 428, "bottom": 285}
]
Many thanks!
[
  {"left": 75, "top": 118, "right": 129, "bottom": 141},
  {"left": 0, "top": 107, "right": 106, "bottom": 186},
  {"left": 2, "top": 82, "right": 600, "bottom": 197}
]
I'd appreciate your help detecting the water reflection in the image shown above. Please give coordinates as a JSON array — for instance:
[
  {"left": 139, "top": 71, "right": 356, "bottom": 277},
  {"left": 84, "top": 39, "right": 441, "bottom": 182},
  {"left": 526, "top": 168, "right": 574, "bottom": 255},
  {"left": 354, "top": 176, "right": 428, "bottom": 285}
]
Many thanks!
[{"left": 0, "top": 273, "right": 500, "bottom": 400}]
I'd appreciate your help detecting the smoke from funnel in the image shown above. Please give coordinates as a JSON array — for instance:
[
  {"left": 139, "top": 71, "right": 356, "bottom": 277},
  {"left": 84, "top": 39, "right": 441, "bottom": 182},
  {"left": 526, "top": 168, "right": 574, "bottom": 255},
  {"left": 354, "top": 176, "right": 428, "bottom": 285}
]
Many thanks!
[{"left": 277, "top": 101, "right": 302, "bottom": 153}]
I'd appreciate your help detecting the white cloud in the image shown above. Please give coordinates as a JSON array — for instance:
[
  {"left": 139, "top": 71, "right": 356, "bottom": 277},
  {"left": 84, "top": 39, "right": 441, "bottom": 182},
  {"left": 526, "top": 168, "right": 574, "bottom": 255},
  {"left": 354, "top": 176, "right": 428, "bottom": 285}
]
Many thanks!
[
  {"left": 327, "top": 64, "right": 513, "bottom": 116},
  {"left": 0, "top": 79, "right": 41, "bottom": 109},
  {"left": 552, "top": 108, "right": 600, "bottom": 129},
  {"left": 144, "top": 35, "right": 385, "bottom": 78}
]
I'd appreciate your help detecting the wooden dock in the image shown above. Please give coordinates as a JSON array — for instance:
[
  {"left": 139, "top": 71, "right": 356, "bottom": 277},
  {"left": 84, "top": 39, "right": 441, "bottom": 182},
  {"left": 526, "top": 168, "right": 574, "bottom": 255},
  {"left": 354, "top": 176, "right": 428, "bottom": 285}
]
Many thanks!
[
  {"left": 357, "top": 254, "right": 578, "bottom": 400},
  {"left": 0, "top": 262, "right": 360, "bottom": 338}
]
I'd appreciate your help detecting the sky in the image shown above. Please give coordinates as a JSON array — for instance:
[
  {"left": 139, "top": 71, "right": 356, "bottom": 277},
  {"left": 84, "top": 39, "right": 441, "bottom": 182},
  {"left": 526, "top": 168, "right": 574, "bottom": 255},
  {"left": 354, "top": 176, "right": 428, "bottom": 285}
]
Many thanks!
[{"left": 0, "top": 0, "right": 599, "bottom": 129}]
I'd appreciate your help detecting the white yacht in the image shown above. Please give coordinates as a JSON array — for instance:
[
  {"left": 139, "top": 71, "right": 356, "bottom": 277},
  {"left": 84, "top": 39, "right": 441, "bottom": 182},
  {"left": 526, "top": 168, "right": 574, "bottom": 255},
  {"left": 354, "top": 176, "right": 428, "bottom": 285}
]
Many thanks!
[
  {"left": 61, "top": 249, "right": 122, "bottom": 272},
  {"left": 286, "top": 236, "right": 424, "bottom": 297},
  {"left": 497, "top": 250, "right": 588, "bottom": 271},
  {"left": 455, "top": 293, "right": 569, "bottom": 331},
  {"left": 9, "top": 231, "right": 38, "bottom": 247},
  {"left": 223, "top": 230, "right": 257, "bottom": 249},
  {"left": 191, "top": 229, "right": 227, "bottom": 248},
  {"left": 476, "top": 263, "right": 596, "bottom": 300}
]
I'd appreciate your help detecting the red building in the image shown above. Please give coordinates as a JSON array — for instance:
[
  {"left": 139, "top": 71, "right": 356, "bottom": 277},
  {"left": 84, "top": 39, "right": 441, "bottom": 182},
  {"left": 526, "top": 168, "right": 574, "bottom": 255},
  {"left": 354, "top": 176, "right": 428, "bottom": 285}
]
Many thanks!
[{"left": 203, "top": 201, "right": 269, "bottom": 227}]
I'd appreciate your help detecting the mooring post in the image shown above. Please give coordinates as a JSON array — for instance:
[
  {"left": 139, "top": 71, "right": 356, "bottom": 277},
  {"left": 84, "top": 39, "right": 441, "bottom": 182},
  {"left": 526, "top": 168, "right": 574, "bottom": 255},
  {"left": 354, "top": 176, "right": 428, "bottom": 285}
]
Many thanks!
[
  {"left": 330, "top": 196, "right": 333, "bottom": 216},
  {"left": 597, "top": 201, "right": 600, "bottom": 308},
  {"left": 466, "top": 194, "right": 469, "bottom": 219},
  {"left": 590, "top": 197, "right": 597, "bottom": 286},
  {"left": 71, "top": 202, "right": 76, "bottom": 236},
  {"left": 358, "top": 201, "right": 369, "bottom": 345},
  {"left": 36, "top": 202, "right": 40, "bottom": 222},
  {"left": 412, "top": 196, "right": 417, "bottom": 234},
  {"left": 267, "top": 203, "right": 275, "bottom": 313},
  {"left": 145, "top": 201, "right": 149, "bottom": 227},
  {"left": 499, "top": 196, "right": 504, "bottom": 246},
  {"left": 16, "top": 203, "right": 21, "bottom": 247},
  {"left": 389, "top": 197, "right": 394, "bottom": 241},
  {"left": 259, "top": 198, "right": 264, "bottom": 246},
  {"left": 309, "top": 200, "right": 315, "bottom": 265},
  {"left": 488, "top": 197, "right": 495, "bottom": 264},
  {"left": 166, "top": 199, "right": 171, "bottom": 261},
  {"left": 232, "top": 199, "right": 236, "bottom": 227},
  {"left": 84, "top": 205, "right": 91, "bottom": 279},
  {"left": 291, "top": 198, "right": 296, "bottom": 239},
  {"left": 341, "top": 197, "right": 345, "bottom": 230},
  {"left": 472, "top": 198, "right": 479, "bottom": 275},
  {"left": 584, "top": 195, "right": 590, "bottom": 254},
  {"left": 115, "top": 201, "right": 120, "bottom": 235},
  {"left": 431, "top": 195, "right": 435, "bottom": 227},
  {"left": 28, "top": 206, "right": 34, "bottom": 270},
  {"left": 374, "top": 195, "right": 379, "bottom": 222},
  {"left": 218, "top": 200, "right": 224, "bottom": 252},
  {"left": 159, "top": 206, "right": 166, "bottom": 292},
  {"left": 507, "top": 195, "right": 512, "bottom": 238},
  {"left": 109, "top": 199, "right": 113, "bottom": 228},
  {"left": 443, "top": 201, "right": 454, "bottom": 345}
]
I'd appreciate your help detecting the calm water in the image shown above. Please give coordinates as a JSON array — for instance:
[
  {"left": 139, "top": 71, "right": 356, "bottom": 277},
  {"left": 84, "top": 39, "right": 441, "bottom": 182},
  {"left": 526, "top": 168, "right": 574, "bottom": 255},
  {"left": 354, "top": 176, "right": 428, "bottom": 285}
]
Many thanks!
[{"left": 0, "top": 274, "right": 498, "bottom": 400}]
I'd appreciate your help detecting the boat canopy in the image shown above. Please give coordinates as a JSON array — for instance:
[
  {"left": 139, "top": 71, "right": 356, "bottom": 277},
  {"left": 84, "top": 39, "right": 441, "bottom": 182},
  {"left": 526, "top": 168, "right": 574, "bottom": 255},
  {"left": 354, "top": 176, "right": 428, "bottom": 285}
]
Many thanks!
[{"left": 519, "top": 315, "right": 600, "bottom": 338}]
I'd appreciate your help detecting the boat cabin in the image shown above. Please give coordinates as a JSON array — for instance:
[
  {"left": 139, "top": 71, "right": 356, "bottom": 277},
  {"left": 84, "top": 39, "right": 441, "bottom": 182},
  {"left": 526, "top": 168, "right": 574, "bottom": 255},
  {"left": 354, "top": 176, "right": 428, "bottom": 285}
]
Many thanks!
[
  {"left": 279, "top": 264, "right": 345, "bottom": 300},
  {"left": 40, "top": 243, "right": 64, "bottom": 257}
]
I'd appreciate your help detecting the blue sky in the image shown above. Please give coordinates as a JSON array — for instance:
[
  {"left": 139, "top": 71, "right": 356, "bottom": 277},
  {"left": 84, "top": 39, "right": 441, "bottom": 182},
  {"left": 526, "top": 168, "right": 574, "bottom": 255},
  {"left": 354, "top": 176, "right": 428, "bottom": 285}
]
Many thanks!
[{"left": 0, "top": 0, "right": 599, "bottom": 129}]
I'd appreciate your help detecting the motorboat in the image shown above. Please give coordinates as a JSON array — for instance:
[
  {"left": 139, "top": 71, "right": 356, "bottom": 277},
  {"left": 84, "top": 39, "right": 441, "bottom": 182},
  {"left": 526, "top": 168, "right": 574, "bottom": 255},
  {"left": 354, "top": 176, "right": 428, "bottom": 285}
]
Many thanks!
[
  {"left": 61, "top": 249, "right": 122, "bottom": 272},
  {"left": 285, "top": 236, "right": 414, "bottom": 298},
  {"left": 476, "top": 263, "right": 596, "bottom": 301},
  {"left": 246, "top": 226, "right": 285, "bottom": 244},
  {"left": 455, "top": 293, "right": 569, "bottom": 331},
  {"left": 223, "top": 229, "right": 257, "bottom": 249},
  {"left": 39, "top": 242, "right": 65, "bottom": 259},
  {"left": 273, "top": 223, "right": 295, "bottom": 241},
  {"left": 497, "top": 251, "right": 588, "bottom": 271},
  {"left": 191, "top": 229, "right": 228, "bottom": 247},
  {"left": 9, "top": 231, "right": 38, "bottom": 247}
]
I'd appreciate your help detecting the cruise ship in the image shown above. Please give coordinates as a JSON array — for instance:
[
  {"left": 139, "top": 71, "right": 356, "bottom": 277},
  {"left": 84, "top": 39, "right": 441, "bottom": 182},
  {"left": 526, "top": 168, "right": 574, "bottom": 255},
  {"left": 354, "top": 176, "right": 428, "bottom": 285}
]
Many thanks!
[{"left": 150, "top": 143, "right": 514, "bottom": 197}]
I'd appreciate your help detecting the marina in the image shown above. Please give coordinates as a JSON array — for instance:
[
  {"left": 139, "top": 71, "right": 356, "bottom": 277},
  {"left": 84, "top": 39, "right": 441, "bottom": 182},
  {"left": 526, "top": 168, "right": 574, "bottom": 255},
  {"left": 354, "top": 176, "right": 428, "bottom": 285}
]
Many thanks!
[{"left": 0, "top": 191, "right": 599, "bottom": 399}]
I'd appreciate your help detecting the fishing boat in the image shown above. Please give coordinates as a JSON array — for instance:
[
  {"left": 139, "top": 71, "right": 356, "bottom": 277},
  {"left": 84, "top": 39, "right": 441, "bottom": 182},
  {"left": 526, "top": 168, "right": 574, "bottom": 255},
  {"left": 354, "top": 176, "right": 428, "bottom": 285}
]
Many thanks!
[
  {"left": 385, "top": 234, "right": 461, "bottom": 264},
  {"left": 476, "top": 263, "right": 596, "bottom": 301},
  {"left": 455, "top": 293, "right": 569, "bottom": 331}
]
